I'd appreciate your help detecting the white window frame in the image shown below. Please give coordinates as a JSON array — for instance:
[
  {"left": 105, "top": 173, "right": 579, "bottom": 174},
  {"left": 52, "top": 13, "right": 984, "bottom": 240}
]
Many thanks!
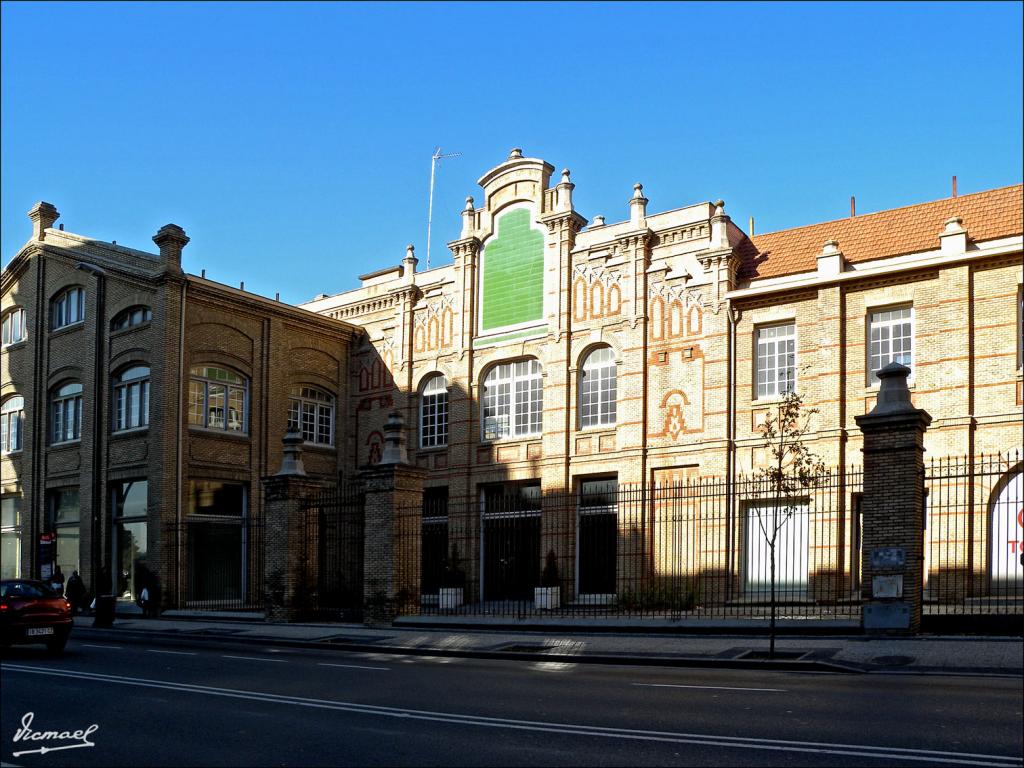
[
  {"left": 111, "top": 305, "right": 152, "bottom": 331},
  {"left": 419, "top": 374, "right": 449, "bottom": 449},
  {"left": 113, "top": 366, "right": 151, "bottom": 433},
  {"left": 1, "top": 307, "right": 27, "bottom": 347},
  {"left": 481, "top": 359, "right": 542, "bottom": 441},
  {"left": 188, "top": 366, "right": 248, "bottom": 434},
  {"left": 287, "top": 385, "right": 335, "bottom": 446},
  {"left": 51, "top": 383, "right": 83, "bottom": 444},
  {"left": 51, "top": 287, "right": 85, "bottom": 330},
  {"left": 867, "top": 305, "right": 914, "bottom": 385},
  {"left": 1, "top": 396, "right": 25, "bottom": 454},
  {"left": 579, "top": 347, "right": 617, "bottom": 429},
  {"left": 755, "top": 322, "right": 797, "bottom": 400}
]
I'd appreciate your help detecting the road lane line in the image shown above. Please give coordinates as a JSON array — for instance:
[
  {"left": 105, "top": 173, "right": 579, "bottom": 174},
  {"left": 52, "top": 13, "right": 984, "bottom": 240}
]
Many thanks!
[
  {"left": 633, "top": 683, "right": 787, "bottom": 692},
  {"left": 147, "top": 650, "right": 196, "bottom": 656},
  {"left": 2, "top": 664, "right": 1019, "bottom": 767},
  {"left": 81, "top": 644, "right": 122, "bottom": 649},
  {"left": 317, "top": 662, "right": 390, "bottom": 671},
  {"left": 221, "top": 655, "right": 288, "bottom": 663}
]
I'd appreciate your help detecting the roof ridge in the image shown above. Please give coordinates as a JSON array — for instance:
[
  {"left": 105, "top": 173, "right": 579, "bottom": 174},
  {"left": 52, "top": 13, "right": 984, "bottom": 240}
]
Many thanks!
[{"left": 752, "top": 183, "right": 1023, "bottom": 240}]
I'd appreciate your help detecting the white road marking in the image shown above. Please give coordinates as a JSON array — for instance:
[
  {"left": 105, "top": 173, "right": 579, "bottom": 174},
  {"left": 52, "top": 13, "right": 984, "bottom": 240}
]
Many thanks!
[
  {"left": 633, "top": 683, "right": 787, "bottom": 692},
  {"left": 317, "top": 662, "right": 390, "bottom": 671},
  {"left": 146, "top": 650, "right": 196, "bottom": 657},
  {"left": 221, "top": 655, "right": 288, "bottom": 663},
  {"left": 2, "top": 664, "right": 1019, "bottom": 767},
  {"left": 81, "top": 644, "right": 122, "bottom": 650}
]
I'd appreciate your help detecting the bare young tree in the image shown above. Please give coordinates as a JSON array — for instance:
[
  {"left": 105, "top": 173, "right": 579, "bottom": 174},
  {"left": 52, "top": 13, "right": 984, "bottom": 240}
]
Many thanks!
[{"left": 753, "top": 389, "right": 826, "bottom": 658}]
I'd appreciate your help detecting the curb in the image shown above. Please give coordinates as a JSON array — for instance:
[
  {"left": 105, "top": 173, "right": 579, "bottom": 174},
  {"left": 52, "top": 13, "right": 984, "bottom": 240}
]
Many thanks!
[{"left": 69, "top": 625, "right": 864, "bottom": 674}]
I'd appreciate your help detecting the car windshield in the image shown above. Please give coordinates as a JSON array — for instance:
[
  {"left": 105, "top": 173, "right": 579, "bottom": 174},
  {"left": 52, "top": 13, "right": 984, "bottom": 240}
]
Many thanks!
[{"left": 0, "top": 581, "right": 56, "bottom": 599}]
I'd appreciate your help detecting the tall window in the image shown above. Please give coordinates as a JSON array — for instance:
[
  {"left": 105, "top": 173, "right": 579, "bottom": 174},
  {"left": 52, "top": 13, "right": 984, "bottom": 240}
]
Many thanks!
[
  {"left": 755, "top": 323, "right": 796, "bottom": 398},
  {"left": 868, "top": 307, "right": 913, "bottom": 384},
  {"left": 1, "top": 396, "right": 24, "bottom": 454},
  {"left": 111, "top": 480, "right": 148, "bottom": 600},
  {"left": 188, "top": 366, "right": 248, "bottom": 433},
  {"left": 111, "top": 305, "right": 152, "bottom": 331},
  {"left": 482, "top": 360, "right": 542, "bottom": 441},
  {"left": 1, "top": 307, "right": 27, "bottom": 346},
  {"left": 51, "top": 383, "right": 83, "bottom": 444},
  {"left": 113, "top": 366, "right": 150, "bottom": 432},
  {"left": 579, "top": 347, "right": 617, "bottom": 428},
  {"left": 419, "top": 374, "right": 448, "bottom": 448},
  {"left": 48, "top": 489, "right": 81, "bottom": 577},
  {"left": 51, "top": 287, "right": 85, "bottom": 330},
  {"left": 287, "top": 386, "right": 334, "bottom": 446},
  {"left": 1, "top": 496, "right": 21, "bottom": 579}
]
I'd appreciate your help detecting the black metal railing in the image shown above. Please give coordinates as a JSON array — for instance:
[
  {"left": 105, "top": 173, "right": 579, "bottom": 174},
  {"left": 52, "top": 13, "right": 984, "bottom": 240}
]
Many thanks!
[
  {"left": 165, "top": 516, "right": 264, "bottom": 611},
  {"left": 924, "top": 450, "right": 1023, "bottom": 615},
  {"left": 298, "top": 483, "right": 365, "bottom": 622},
  {"left": 397, "top": 468, "right": 864, "bottom": 620}
]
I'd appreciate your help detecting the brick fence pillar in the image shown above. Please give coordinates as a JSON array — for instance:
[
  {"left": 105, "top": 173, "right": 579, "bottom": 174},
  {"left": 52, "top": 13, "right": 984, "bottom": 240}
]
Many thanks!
[
  {"left": 261, "top": 432, "right": 325, "bottom": 623},
  {"left": 360, "top": 411, "right": 426, "bottom": 627},
  {"left": 855, "top": 362, "right": 932, "bottom": 634}
]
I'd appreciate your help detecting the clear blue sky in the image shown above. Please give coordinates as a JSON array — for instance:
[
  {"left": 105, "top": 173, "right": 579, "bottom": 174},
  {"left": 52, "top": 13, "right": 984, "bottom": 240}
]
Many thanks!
[{"left": 2, "top": 1, "right": 1021, "bottom": 304}]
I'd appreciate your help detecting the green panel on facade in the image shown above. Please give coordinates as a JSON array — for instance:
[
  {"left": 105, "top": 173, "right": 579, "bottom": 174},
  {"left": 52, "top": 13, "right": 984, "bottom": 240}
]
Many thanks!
[{"left": 481, "top": 208, "right": 544, "bottom": 331}]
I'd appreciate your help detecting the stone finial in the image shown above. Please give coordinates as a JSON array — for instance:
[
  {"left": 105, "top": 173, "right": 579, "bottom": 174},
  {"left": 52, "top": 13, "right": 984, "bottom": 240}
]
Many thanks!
[
  {"left": 713, "top": 199, "right": 726, "bottom": 217},
  {"left": 592, "top": 215, "right": 606, "bottom": 227},
  {"left": 870, "top": 362, "right": 914, "bottom": 414},
  {"left": 380, "top": 410, "right": 409, "bottom": 465},
  {"left": 153, "top": 223, "right": 190, "bottom": 266},
  {"left": 508, "top": 147, "right": 524, "bottom": 160},
  {"left": 629, "top": 183, "right": 648, "bottom": 228},
  {"left": 461, "top": 196, "right": 476, "bottom": 239},
  {"left": 276, "top": 430, "right": 306, "bottom": 476},
  {"left": 28, "top": 201, "right": 60, "bottom": 241},
  {"left": 560, "top": 168, "right": 571, "bottom": 185}
]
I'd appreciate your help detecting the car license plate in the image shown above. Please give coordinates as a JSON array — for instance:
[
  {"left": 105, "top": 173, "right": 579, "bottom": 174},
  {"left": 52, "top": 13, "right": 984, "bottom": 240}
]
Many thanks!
[{"left": 26, "top": 627, "right": 55, "bottom": 636}]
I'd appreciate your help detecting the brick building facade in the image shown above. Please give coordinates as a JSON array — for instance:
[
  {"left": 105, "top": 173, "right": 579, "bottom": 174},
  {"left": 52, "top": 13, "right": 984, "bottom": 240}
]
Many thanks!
[{"left": 2, "top": 149, "right": 1021, "bottom": 614}]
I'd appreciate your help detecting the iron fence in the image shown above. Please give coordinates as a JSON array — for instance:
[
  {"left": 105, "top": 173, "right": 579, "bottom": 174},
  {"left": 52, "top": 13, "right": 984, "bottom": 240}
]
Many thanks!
[
  {"left": 399, "top": 468, "right": 864, "bottom": 620},
  {"left": 924, "top": 450, "right": 1023, "bottom": 615},
  {"left": 165, "top": 516, "right": 264, "bottom": 611},
  {"left": 297, "top": 483, "right": 365, "bottom": 621}
]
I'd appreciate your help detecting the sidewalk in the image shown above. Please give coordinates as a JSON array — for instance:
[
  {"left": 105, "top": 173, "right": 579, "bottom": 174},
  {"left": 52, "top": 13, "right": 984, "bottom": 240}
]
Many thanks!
[{"left": 70, "top": 614, "right": 1024, "bottom": 675}]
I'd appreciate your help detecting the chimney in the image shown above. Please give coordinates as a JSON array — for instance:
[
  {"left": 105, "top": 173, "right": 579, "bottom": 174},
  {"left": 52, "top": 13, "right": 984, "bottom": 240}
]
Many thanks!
[
  {"left": 817, "top": 239, "right": 845, "bottom": 277},
  {"left": 939, "top": 216, "right": 967, "bottom": 255},
  {"left": 748, "top": 216, "right": 755, "bottom": 236},
  {"left": 28, "top": 202, "right": 60, "bottom": 241},
  {"left": 629, "top": 183, "right": 648, "bottom": 229},
  {"left": 850, "top": 196, "right": 856, "bottom": 217},
  {"left": 153, "top": 224, "right": 189, "bottom": 268},
  {"left": 591, "top": 215, "right": 606, "bottom": 228},
  {"left": 952, "top": 175, "right": 958, "bottom": 198}
]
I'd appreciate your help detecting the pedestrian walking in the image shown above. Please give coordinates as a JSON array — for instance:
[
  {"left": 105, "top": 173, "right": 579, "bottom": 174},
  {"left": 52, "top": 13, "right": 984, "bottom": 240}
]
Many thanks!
[
  {"left": 50, "top": 565, "right": 65, "bottom": 596},
  {"left": 65, "top": 570, "right": 86, "bottom": 614}
]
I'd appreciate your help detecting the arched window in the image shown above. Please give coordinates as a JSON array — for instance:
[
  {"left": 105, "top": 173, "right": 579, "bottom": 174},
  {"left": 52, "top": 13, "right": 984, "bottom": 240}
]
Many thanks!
[
  {"left": 113, "top": 366, "right": 150, "bottom": 432},
  {"left": 287, "top": 386, "right": 334, "bottom": 446},
  {"left": 188, "top": 366, "right": 248, "bottom": 433},
  {"left": 1, "top": 396, "right": 24, "bottom": 454},
  {"left": 1, "top": 307, "right": 27, "bottom": 347},
  {"left": 579, "top": 347, "right": 617, "bottom": 428},
  {"left": 51, "top": 287, "right": 85, "bottom": 330},
  {"left": 482, "top": 359, "right": 542, "bottom": 441},
  {"left": 111, "top": 306, "right": 152, "bottom": 331},
  {"left": 51, "top": 383, "right": 83, "bottom": 444},
  {"left": 420, "top": 374, "right": 448, "bottom": 448}
]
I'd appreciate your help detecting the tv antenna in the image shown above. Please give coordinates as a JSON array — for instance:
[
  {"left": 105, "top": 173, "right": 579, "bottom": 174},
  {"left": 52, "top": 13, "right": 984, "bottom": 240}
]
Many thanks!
[{"left": 426, "top": 146, "right": 461, "bottom": 270}]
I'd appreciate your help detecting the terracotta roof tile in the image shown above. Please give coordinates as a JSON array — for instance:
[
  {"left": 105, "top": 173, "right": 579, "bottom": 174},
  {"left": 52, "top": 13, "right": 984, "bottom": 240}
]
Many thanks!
[{"left": 738, "top": 184, "right": 1023, "bottom": 281}]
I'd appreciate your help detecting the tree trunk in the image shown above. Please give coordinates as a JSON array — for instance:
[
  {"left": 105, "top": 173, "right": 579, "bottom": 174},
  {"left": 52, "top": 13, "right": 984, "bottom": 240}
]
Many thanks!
[{"left": 770, "top": 543, "right": 777, "bottom": 659}]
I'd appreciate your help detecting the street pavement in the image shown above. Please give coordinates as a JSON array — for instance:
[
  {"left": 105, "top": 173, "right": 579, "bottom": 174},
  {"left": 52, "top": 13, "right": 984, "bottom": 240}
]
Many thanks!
[{"left": 2, "top": 632, "right": 1022, "bottom": 767}]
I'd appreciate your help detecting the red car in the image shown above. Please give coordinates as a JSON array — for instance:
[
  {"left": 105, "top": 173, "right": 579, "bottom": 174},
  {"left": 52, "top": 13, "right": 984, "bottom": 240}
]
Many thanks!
[{"left": 0, "top": 579, "right": 73, "bottom": 654}]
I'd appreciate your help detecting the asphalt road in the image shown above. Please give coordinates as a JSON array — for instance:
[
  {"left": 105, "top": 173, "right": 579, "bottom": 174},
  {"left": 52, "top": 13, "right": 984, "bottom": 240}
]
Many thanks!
[{"left": 1, "top": 635, "right": 1021, "bottom": 767}]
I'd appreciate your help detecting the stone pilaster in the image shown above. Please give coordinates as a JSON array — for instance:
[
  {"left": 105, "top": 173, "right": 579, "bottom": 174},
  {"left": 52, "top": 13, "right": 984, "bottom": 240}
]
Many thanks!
[
  {"left": 855, "top": 363, "right": 932, "bottom": 634},
  {"left": 359, "top": 412, "right": 427, "bottom": 626}
]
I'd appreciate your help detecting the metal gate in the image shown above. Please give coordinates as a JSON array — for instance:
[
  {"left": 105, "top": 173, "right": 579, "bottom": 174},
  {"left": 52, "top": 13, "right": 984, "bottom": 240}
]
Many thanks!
[{"left": 300, "top": 483, "right": 365, "bottom": 621}]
